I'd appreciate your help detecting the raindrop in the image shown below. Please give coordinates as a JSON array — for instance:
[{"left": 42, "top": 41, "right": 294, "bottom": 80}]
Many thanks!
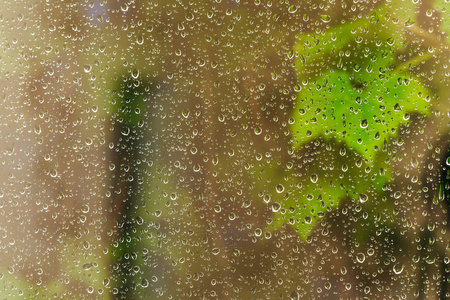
[
  {"left": 182, "top": 109, "right": 190, "bottom": 118},
  {"left": 141, "top": 278, "right": 149, "bottom": 288},
  {"left": 320, "top": 14, "right": 331, "bottom": 23},
  {"left": 185, "top": 12, "right": 194, "bottom": 21},
  {"left": 84, "top": 64, "right": 92, "bottom": 73},
  {"left": 271, "top": 202, "right": 281, "bottom": 212},
  {"left": 288, "top": 5, "right": 297, "bottom": 13},
  {"left": 359, "top": 193, "right": 368, "bottom": 203},
  {"left": 360, "top": 119, "right": 368, "bottom": 128},
  {"left": 81, "top": 204, "right": 89, "bottom": 213},
  {"left": 136, "top": 35, "right": 144, "bottom": 45},
  {"left": 276, "top": 184, "right": 285, "bottom": 193},
  {"left": 356, "top": 252, "right": 365, "bottom": 263},
  {"left": 393, "top": 262, "right": 404, "bottom": 274}
]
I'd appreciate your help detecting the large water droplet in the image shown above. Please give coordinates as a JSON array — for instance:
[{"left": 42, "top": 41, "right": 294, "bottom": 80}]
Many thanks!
[{"left": 393, "top": 262, "right": 404, "bottom": 274}]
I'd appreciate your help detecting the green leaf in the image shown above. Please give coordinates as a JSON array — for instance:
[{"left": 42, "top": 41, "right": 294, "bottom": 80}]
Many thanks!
[
  {"left": 281, "top": 3, "right": 432, "bottom": 240},
  {"left": 290, "top": 69, "right": 430, "bottom": 161},
  {"left": 292, "top": 6, "right": 431, "bottom": 162},
  {"left": 269, "top": 140, "right": 391, "bottom": 240}
]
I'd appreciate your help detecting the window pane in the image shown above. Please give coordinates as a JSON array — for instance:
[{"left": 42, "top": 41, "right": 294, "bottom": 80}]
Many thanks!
[{"left": 1, "top": 0, "right": 449, "bottom": 298}]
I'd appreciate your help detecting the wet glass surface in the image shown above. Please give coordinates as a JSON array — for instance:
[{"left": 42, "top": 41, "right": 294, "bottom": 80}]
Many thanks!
[{"left": 0, "top": 0, "right": 449, "bottom": 298}]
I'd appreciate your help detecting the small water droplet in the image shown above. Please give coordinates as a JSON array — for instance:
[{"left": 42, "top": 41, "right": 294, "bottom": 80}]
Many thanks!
[
  {"left": 185, "top": 12, "right": 194, "bottom": 21},
  {"left": 182, "top": 109, "right": 190, "bottom": 118},
  {"left": 84, "top": 64, "right": 92, "bottom": 73},
  {"left": 288, "top": 5, "right": 297, "bottom": 13},
  {"left": 136, "top": 35, "right": 144, "bottom": 45},
  {"left": 141, "top": 278, "right": 149, "bottom": 288},
  {"left": 276, "top": 184, "right": 285, "bottom": 193},
  {"left": 356, "top": 252, "right": 365, "bottom": 263},
  {"left": 131, "top": 69, "right": 139, "bottom": 79},
  {"left": 360, "top": 119, "right": 368, "bottom": 128},
  {"left": 81, "top": 204, "right": 89, "bottom": 213},
  {"left": 320, "top": 14, "right": 331, "bottom": 23},
  {"left": 271, "top": 202, "right": 281, "bottom": 212},
  {"left": 359, "top": 193, "right": 368, "bottom": 203}
]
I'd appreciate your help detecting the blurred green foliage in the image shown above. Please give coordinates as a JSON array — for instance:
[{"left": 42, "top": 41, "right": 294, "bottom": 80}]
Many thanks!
[{"left": 284, "top": 4, "right": 433, "bottom": 240}]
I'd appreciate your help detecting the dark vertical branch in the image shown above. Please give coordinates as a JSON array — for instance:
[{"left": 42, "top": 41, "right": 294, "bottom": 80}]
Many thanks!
[
  {"left": 439, "top": 148, "right": 450, "bottom": 300},
  {"left": 109, "top": 76, "right": 150, "bottom": 299}
]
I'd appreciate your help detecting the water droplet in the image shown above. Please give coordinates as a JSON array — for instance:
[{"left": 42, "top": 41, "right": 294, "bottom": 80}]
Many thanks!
[
  {"left": 212, "top": 248, "right": 220, "bottom": 255},
  {"left": 404, "top": 18, "right": 415, "bottom": 27},
  {"left": 141, "top": 278, "right": 149, "bottom": 288},
  {"left": 393, "top": 262, "right": 404, "bottom": 274},
  {"left": 182, "top": 109, "right": 190, "bottom": 118},
  {"left": 255, "top": 228, "right": 262, "bottom": 236},
  {"left": 356, "top": 252, "right": 365, "bottom": 263},
  {"left": 242, "top": 199, "right": 252, "bottom": 208},
  {"left": 359, "top": 193, "right": 368, "bottom": 203},
  {"left": 288, "top": 5, "right": 297, "bottom": 13},
  {"left": 425, "top": 253, "right": 436, "bottom": 264},
  {"left": 360, "top": 119, "right": 368, "bottom": 128},
  {"left": 84, "top": 64, "right": 92, "bottom": 73},
  {"left": 136, "top": 35, "right": 144, "bottom": 45},
  {"left": 131, "top": 69, "right": 139, "bottom": 79},
  {"left": 103, "top": 278, "right": 110, "bottom": 287},
  {"left": 271, "top": 202, "right": 281, "bottom": 212},
  {"left": 276, "top": 184, "right": 285, "bottom": 193},
  {"left": 310, "top": 173, "right": 318, "bottom": 183},
  {"left": 320, "top": 14, "right": 331, "bottom": 23},
  {"left": 83, "top": 263, "right": 93, "bottom": 270},
  {"left": 81, "top": 204, "right": 89, "bottom": 213},
  {"left": 121, "top": 3, "right": 128, "bottom": 12},
  {"left": 121, "top": 126, "right": 130, "bottom": 136},
  {"left": 185, "top": 12, "right": 194, "bottom": 21},
  {"left": 34, "top": 125, "right": 41, "bottom": 135}
]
